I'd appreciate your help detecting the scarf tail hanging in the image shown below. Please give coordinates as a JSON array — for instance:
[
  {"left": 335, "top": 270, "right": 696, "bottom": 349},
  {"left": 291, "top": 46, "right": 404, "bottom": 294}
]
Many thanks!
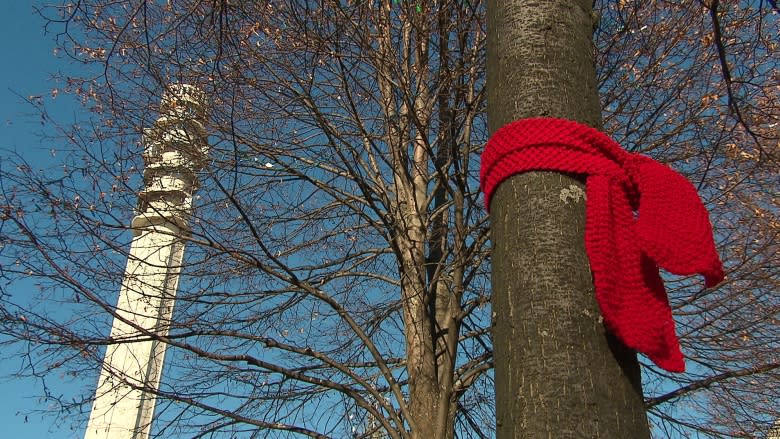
[{"left": 481, "top": 118, "right": 724, "bottom": 372}]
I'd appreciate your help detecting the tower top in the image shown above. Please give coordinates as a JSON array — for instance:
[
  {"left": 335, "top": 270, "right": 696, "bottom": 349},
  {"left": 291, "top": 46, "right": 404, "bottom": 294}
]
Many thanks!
[
  {"left": 143, "top": 83, "right": 209, "bottom": 167},
  {"left": 133, "top": 84, "right": 209, "bottom": 234},
  {"left": 160, "top": 84, "right": 207, "bottom": 120}
]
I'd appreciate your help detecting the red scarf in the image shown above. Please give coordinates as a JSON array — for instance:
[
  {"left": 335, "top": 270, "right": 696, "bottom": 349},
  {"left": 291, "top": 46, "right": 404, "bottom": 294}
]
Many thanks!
[{"left": 481, "top": 118, "right": 724, "bottom": 372}]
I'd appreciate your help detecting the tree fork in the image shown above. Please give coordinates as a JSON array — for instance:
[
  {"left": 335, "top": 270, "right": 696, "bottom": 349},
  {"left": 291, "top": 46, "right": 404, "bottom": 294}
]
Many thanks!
[{"left": 486, "top": 1, "right": 651, "bottom": 437}]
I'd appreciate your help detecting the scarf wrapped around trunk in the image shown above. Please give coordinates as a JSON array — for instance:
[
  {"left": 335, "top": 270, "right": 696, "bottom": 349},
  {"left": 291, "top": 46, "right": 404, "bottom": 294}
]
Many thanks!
[{"left": 481, "top": 118, "right": 724, "bottom": 372}]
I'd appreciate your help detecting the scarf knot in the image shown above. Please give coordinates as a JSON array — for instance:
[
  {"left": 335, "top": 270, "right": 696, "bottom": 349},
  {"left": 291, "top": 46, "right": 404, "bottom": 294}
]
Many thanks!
[{"left": 480, "top": 118, "right": 724, "bottom": 372}]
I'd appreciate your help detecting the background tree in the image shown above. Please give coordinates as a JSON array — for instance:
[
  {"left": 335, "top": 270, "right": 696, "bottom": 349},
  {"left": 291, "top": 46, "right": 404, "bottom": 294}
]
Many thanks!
[
  {"left": 595, "top": 1, "right": 779, "bottom": 437},
  {"left": 3, "top": 1, "right": 492, "bottom": 438},
  {"left": 0, "top": 1, "right": 776, "bottom": 438}
]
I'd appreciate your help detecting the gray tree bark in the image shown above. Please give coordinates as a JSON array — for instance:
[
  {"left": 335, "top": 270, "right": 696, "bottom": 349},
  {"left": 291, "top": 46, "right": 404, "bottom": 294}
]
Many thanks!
[{"left": 486, "top": 1, "right": 651, "bottom": 438}]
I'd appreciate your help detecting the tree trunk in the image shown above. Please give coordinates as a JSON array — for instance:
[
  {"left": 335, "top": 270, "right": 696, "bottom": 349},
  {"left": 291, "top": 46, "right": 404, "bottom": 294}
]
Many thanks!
[{"left": 486, "top": 1, "right": 651, "bottom": 438}]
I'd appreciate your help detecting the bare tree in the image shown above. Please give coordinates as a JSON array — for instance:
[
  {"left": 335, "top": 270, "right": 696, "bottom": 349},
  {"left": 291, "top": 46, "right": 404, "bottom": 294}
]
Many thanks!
[
  {"left": 2, "top": 2, "right": 490, "bottom": 438},
  {"left": 596, "top": 1, "right": 780, "bottom": 437},
  {"left": 0, "top": 1, "right": 776, "bottom": 438}
]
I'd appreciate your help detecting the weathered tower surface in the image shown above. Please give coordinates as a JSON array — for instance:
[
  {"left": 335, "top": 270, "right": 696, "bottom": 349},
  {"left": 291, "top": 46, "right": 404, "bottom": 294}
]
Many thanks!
[
  {"left": 769, "top": 420, "right": 780, "bottom": 439},
  {"left": 85, "top": 84, "right": 207, "bottom": 439}
]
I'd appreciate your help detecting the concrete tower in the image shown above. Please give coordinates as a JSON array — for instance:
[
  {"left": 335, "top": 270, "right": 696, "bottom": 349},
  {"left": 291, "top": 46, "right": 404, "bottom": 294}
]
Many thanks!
[
  {"left": 85, "top": 85, "right": 207, "bottom": 439},
  {"left": 769, "top": 419, "right": 780, "bottom": 439}
]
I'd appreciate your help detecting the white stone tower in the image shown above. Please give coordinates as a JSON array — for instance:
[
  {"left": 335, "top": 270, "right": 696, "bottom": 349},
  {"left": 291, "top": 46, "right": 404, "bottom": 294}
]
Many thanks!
[
  {"left": 769, "top": 419, "right": 780, "bottom": 439},
  {"left": 85, "top": 84, "right": 207, "bottom": 439}
]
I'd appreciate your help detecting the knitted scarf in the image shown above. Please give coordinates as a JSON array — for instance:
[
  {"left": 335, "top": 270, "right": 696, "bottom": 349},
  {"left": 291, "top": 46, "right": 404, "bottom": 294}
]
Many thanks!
[{"left": 480, "top": 118, "right": 724, "bottom": 372}]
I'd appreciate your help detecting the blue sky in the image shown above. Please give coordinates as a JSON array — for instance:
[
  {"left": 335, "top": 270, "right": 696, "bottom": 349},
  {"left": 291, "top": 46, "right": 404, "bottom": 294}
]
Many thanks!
[
  {"left": 1, "top": 2, "right": 769, "bottom": 438},
  {"left": 0, "top": 3, "right": 682, "bottom": 438},
  {"left": 0, "top": 2, "right": 86, "bottom": 438}
]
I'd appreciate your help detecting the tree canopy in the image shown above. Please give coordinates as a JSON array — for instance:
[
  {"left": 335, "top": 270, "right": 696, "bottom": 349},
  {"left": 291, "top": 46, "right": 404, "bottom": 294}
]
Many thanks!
[{"left": 0, "top": 1, "right": 777, "bottom": 438}]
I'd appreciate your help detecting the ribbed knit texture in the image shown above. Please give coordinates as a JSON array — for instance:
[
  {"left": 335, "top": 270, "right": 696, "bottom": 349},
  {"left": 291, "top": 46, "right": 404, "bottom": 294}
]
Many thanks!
[{"left": 481, "top": 118, "right": 724, "bottom": 372}]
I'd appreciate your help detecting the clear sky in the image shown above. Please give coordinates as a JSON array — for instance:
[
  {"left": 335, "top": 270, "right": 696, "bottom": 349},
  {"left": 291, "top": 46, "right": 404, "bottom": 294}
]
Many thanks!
[
  {"left": 2, "top": 2, "right": 763, "bottom": 439},
  {"left": 1, "top": 2, "right": 86, "bottom": 438}
]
